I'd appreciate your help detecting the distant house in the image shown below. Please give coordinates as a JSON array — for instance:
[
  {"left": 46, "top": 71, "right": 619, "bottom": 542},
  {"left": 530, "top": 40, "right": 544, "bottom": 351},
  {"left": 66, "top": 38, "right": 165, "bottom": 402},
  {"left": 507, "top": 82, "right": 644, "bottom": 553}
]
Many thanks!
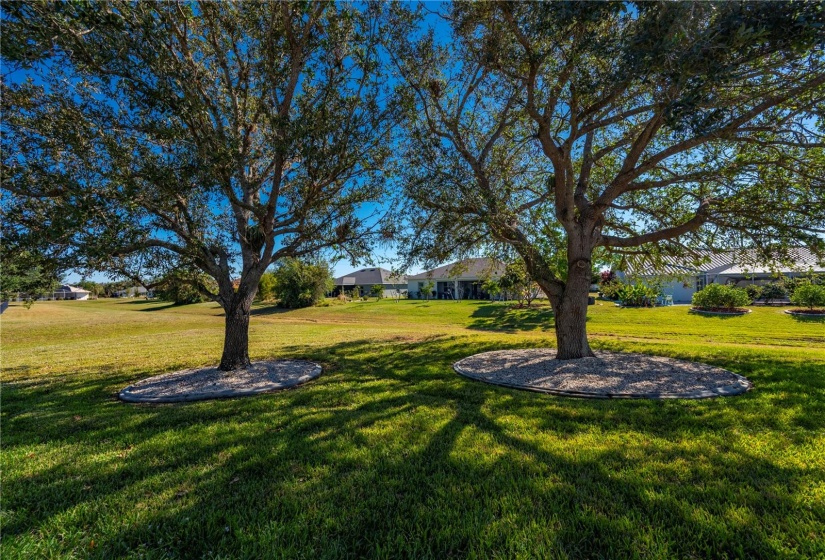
[
  {"left": 333, "top": 267, "right": 408, "bottom": 298},
  {"left": 620, "top": 247, "right": 825, "bottom": 303},
  {"left": 114, "top": 286, "right": 148, "bottom": 298},
  {"left": 407, "top": 258, "right": 505, "bottom": 300},
  {"left": 53, "top": 285, "right": 90, "bottom": 300}
]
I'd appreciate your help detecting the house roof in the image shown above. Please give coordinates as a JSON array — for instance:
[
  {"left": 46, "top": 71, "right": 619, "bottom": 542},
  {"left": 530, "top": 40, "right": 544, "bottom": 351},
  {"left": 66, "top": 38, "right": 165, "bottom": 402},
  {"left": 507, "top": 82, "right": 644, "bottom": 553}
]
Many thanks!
[
  {"left": 627, "top": 247, "right": 825, "bottom": 277},
  {"left": 408, "top": 258, "right": 505, "bottom": 281},
  {"left": 55, "top": 285, "right": 90, "bottom": 294},
  {"left": 333, "top": 267, "right": 407, "bottom": 286}
]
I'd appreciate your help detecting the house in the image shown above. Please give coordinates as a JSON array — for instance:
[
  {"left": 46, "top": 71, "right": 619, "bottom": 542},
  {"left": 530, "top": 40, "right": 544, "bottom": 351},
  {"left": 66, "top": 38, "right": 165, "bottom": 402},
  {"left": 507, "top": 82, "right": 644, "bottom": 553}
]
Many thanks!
[
  {"left": 53, "top": 285, "right": 90, "bottom": 300},
  {"left": 407, "top": 257, "right": 505, "bottom": 300},
  {"left": 332, "top": 267, "right": 408, "bottom": 298},
  {"left": 114, "top": 286, "right": 149, "bottom": 298},
  {"left": 620, "top": 247, "right": 825, "bottom": 303}
]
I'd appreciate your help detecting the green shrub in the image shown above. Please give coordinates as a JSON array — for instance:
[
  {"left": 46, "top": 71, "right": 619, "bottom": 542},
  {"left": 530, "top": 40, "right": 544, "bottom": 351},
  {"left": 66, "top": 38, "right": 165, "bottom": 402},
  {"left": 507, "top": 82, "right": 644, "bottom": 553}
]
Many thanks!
[
  {"left": 257, "top": 272, "right": 277, "bottom": 301},
  {"left": 271, "top": 258, "right": 333, "bottom": 309},
  {"left": 615, "top": 283, "right": 660, "bottom": 307},
  {"left": 691, "top": 283, "right": 750, "bottom": 309},
  {"left": 760, "top": 282, "right": 787, "bottom": 303},
  {"left": 599, "top": 281, "right": 622, "bottom": 300},
  {"left": 156, "top": 270, "right": 217, "bottom": 305},
  {"left": 745, "top": 284, "right": 763, "bottom": 301},
  {"left": 370, "top": 284, "right": 384, "bottom": 299},
  {"left": 789, "top": 282, "right": 825, "bottom": 310}
]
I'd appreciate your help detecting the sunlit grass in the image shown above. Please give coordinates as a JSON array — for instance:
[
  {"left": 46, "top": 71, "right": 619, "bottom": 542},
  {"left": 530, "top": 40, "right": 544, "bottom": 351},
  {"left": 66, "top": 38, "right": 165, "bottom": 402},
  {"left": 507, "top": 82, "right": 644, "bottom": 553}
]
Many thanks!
[{"left": 2, "top": 298, "right": 824, "bottom": 558}]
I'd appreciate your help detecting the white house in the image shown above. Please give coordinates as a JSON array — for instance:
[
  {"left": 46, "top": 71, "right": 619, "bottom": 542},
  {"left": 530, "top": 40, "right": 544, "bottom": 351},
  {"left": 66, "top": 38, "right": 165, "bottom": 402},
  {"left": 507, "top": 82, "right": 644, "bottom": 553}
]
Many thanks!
[
  {"left": 114, "top": 286, "right": 149, "bottom": 298},
  {"left": 407, "top": 258, "right": 505, "bottom": 300},
  {"left": 332, "top": 267, "right": 408, "bottom": 298},
  {"left": 620, "top": 247, "right": 825, "bottom": 303},
  {"left": 52, "top": 285, "right": 90, "bottom": 300}
]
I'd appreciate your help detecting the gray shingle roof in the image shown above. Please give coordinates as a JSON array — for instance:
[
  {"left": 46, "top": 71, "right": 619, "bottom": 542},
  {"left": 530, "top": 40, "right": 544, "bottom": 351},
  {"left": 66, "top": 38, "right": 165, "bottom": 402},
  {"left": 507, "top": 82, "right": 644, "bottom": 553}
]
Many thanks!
[
  {"left": 408, "top": 258, "right": 505, "bottom": 280},
  {"left": 334, "top": 267, "right": 407, "bottom": 286}
]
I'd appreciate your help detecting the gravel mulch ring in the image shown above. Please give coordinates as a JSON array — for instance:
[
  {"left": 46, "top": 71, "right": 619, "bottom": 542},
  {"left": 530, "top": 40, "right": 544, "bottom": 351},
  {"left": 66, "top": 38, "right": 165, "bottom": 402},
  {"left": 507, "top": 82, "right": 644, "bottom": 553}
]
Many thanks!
[
  {"left": 119, "top": 359, "right": 322, "bottom": 403},
  {"left": 454, "top": 350, "right": 751, "bottom": 399}
]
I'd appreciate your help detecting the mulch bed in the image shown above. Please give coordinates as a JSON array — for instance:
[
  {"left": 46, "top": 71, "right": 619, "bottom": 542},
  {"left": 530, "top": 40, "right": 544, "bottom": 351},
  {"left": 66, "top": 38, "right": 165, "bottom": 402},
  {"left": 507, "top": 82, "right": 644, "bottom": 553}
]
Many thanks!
[
  {"left": 454, "top": 349, "right": 752, "bottom": 399},
  {"left": 785, "top": 309, "right": 825, "bottom": 316},
  {"left": 690, "top": 307, "right": 751, "bottom": 315},
  {"left": 119, "top": 359, "right": 322, "bottom": 403}
]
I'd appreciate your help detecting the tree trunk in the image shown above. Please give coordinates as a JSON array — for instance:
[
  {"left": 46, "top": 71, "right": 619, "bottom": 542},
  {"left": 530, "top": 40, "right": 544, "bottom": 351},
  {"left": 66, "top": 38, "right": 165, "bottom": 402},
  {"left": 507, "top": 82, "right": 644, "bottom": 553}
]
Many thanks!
[
  {"left": 553, "top": 247, "right": 595, "bottom": 360},
  {"left": 219, "top": 298, "right": 252, "bottom": 371}
]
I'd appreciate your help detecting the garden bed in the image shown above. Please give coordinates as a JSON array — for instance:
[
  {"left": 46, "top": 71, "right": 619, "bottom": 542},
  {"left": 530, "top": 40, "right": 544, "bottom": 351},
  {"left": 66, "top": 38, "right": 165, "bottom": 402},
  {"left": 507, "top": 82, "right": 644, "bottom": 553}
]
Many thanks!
[
  {"left": 784, "top": 309, "right": 825, "bottom": 316},
  {"left": 690, "top": 307, "right": 751, "bottom": 315}
]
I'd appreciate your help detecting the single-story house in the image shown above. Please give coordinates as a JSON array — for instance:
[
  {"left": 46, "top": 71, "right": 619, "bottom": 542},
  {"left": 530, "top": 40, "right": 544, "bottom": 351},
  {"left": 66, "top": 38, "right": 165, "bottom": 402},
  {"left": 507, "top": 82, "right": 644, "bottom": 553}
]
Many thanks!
[
  {"left": 53, "top": 285, "right": 90, "bottom": 300},
  {"left": 620, "top": 247, "right": 825, "bottom": 303},
  {"left": 114, "top": 286, "right": 149, "bottom": 298},
  {"left": 407, "top": 257, "right": 505, "bottom": 300},
  {"left": 332, "top": 267, "right": 408, "bottom": 298}
]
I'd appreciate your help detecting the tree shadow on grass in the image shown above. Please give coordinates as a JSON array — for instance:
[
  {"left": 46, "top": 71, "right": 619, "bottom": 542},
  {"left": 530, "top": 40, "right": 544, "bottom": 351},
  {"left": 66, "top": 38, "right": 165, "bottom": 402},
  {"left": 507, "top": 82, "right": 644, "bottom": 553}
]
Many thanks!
[
  {"left": 467, "top": 303, "right": 558, "bottom": 333},
  {"left": 3, "top": 336, "right": 824, "bottom": 558}
]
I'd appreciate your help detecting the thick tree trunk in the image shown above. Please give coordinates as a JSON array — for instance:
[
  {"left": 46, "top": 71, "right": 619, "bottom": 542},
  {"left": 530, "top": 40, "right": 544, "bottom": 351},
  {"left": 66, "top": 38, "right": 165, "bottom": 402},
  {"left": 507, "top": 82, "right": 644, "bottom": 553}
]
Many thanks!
[
  {"left": 219, "top": 298, "right": 253, "bottom": 371},
  {"left": 553, "top": 243, "right": 595, "bottom": 360}
]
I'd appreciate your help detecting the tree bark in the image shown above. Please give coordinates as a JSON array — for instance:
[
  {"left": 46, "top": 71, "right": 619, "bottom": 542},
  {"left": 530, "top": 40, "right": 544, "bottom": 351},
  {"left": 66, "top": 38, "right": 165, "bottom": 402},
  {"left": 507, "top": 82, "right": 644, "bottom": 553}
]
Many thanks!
[
  {"left": 219, "top": 297, "right": 253, "bottom": 371},
  {"left": 552, "top": 241, "right": 596, "bottom": 360}
]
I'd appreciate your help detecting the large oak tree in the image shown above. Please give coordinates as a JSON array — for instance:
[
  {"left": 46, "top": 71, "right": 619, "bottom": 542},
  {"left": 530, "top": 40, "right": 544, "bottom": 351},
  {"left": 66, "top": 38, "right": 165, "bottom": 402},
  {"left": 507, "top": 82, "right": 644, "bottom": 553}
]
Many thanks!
[
  {"left": 389, "top": 1, "right": 825, "bottom": 359},
  {"left": 2, "top": 1, "right": 397, "bottom": 369}
]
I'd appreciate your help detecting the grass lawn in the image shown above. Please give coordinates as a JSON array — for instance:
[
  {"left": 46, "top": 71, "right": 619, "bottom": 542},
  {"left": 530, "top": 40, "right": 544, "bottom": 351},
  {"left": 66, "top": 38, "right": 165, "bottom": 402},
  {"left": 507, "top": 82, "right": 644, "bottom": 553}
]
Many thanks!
[{"left": 2, "top": 298, "right": 824, "bottom": 559}]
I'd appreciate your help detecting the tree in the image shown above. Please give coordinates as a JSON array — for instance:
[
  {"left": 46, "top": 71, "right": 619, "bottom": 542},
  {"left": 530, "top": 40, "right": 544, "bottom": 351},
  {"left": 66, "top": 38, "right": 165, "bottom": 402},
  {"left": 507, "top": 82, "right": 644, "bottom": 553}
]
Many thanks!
[
  {"left": 389, "top": 2, "right": 825, "bottom": 358},
  {"left": 370, "top": 284, "right": 385, "bottom": 299},
  {"left": 498, "top": 260, "right": 541, "bottom": 308},
  {"left": 155, "top": 268, "right": 217, "bottom": 305},
  {"left": 271, "top": 258, "right": 333, "bottom": 309},
  {"left": 0, "top": 247, "right": 60, "bottom": 305},
  {"left": 3, "top": 2, "right": 397, "bottom": 369},
  {"left": 790, "top": 282, "right": 825, "bottom": 310}
]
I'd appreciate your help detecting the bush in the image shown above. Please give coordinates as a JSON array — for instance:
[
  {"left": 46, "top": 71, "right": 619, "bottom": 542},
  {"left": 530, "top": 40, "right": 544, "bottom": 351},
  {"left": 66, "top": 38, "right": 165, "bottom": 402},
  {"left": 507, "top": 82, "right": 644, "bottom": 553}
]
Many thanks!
[
  {"left": 615, "top": 283, "right": 660, "bottom": 307},
  {"left": 760, "top": 282, "right": 787, "bottom": 304},
  {"left": 745, "top": 284, "right": 763, "bottom": 301},
  {"left": 691, "top": 283, "right": 750, "bottom": 309},
  {"left": 156, "top": 270, "right": 217, "bottom": 305},
  {"left": 257, "top": 272, "right": 277, "bottom": 301},
  {"left": 271, "top": 258, "right": 333, "bottom": 309},
  {"left": 370, "top": 284, "right": 384, "bottom": 299},
  {"left": 599, "top": 281, "right": 623, "bottom": 300},
  {"left": 789, "top": 282, "right": 825, "bottom": 310}
]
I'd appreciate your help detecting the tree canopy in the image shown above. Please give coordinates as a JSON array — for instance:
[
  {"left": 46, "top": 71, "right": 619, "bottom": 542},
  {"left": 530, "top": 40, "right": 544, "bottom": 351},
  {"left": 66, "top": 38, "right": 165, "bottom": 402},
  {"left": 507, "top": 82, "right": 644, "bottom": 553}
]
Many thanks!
[
  {"left": 389, "top": 1, "right": 825, "bottom": 358},
  {"left": 2, "top": 1, "right": 398, "bottom": 368}
]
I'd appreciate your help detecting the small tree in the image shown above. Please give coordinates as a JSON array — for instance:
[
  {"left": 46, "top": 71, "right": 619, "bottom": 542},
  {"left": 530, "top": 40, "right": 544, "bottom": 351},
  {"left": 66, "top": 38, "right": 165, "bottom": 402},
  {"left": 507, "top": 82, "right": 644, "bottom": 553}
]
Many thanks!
[
  {"left": 790, "top": 283, "right": 825, "bottom": 310},
  {"left": 370, "top": 284, "right": 385, "bottom": 299},
  {"left": 498, "top": 261, "right": 541, "bottom": 308},
  {"left": 419, "top": 280, "right": 435, "bottom": 301},
  {"left": 272, "top": 259, "right": 333, "bottom": 309}
]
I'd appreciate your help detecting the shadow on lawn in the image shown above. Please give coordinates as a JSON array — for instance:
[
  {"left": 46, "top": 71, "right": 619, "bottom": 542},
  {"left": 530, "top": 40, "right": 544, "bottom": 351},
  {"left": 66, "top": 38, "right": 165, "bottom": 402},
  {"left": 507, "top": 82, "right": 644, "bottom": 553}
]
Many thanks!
[
  {"left": 4, "top": 336, "right": 824, "bottom": 558},
  {"left": 467, "top": 303, "right": 557, "bottom": 333}
]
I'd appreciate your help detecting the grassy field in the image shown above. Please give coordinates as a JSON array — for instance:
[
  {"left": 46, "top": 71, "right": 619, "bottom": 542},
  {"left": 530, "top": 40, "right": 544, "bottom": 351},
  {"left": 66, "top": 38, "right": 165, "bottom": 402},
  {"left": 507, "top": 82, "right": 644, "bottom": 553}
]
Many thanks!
[{"left": 2, "top": 298, "right": 824, "bottom": 559}]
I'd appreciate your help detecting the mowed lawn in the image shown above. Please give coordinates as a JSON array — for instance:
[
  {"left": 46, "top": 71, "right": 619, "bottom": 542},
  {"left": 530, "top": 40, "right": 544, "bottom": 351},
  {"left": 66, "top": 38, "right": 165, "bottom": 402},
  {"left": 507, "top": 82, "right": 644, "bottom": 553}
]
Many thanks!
[{"left": 2, "top": 298, "right": 824, "bottom": 559}]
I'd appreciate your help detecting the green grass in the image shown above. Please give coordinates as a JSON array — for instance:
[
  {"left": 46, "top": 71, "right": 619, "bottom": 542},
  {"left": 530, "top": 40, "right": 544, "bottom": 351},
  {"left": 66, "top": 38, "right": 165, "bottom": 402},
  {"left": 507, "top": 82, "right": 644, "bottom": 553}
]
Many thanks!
[{"left": 2, "top": 298, "right": 824, "bottom": 559}]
